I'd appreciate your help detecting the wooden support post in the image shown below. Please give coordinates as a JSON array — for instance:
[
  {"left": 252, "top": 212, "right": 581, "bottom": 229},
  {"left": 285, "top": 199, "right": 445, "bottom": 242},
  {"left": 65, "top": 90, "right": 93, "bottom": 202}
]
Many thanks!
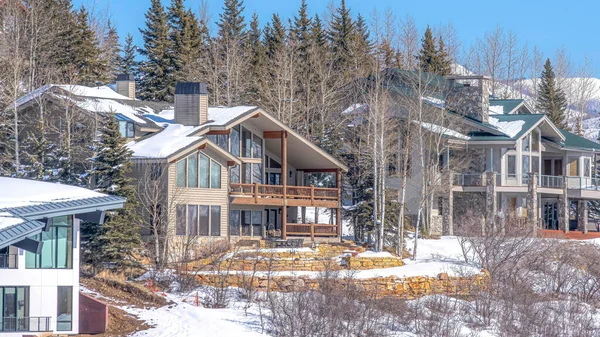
[
  {"left": 336, "top": 169, "right": 342, "bottom": 238},
  {"left": 282, "top": 130, "right": 288, "bottom": 239},
  {"left": 310, "top": 223, "right": 315, "bottom": 242},
  {"left": 254, "top": 182, "right": 259, "bottom": 204},
  {"left": 310, "top": 185, "right": 315, "bottom": 205}
]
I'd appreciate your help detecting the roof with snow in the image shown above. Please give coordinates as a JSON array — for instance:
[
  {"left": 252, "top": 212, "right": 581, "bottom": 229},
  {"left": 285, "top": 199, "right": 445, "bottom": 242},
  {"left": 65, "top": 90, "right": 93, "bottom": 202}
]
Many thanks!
[
  {"left": 127, "top": 124, "right": 203, "bottom": 159},
  {"left": 489, "top": 99, "right": 533, "bottom": 115},
  {"left": 0, "top": 177, "right": 125, "bottom": 249},
  {"left": 13, "top": 84, "right": 173, "bottom": 129}
]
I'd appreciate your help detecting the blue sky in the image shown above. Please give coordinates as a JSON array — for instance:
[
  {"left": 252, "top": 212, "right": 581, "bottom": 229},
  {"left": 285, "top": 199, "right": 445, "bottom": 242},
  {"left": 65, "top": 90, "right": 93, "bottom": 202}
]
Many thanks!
[{"left": 73, "top": 0, "right": 598, "bottom": 71}]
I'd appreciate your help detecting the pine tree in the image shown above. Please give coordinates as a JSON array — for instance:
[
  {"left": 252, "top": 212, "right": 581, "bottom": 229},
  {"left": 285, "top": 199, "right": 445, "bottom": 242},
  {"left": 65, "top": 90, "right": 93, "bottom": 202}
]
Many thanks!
[
  {"left": 119, "top": 33, "right": 138, "bottom": 75},
  {"left": 329, "top": 0, "right": 354, "bottom": 72},
  {"left": 73, "top": 7, "right": 106, "bottom": 85},
  {"left": 292, "top": 0, "right": 312, "bottom": 60},
  {"left": 537, "top": 58, "right": 568, "bottom": 129},
  {"left": 168, "top": 0, "right": 202, "bottom": 82},
  {"left": 417, "top": 26, "right": 438, "bottom": 74},
  {"left": 353, "top": 14, "right": 372, "bottom": 72},
  {"left": 436, "top": 36, "right": 451, "bottom": 76},
  {"left": 264, "top": 14, "right": 286, "bottom": 58},
  {"left": 84, "top": 115, "right": 140, "bottom": 269},
  {"left": 217, "top": 0, "right": 246, "bottom": 40},
  {"left": 100, "top": 20, "right": 121, "bottom": 83},
  {"left": 247, "top": 13, "right": 265, "bottom": 104},
  {"left": 139, "top": 0, "right": 173, "bottom": 101}
]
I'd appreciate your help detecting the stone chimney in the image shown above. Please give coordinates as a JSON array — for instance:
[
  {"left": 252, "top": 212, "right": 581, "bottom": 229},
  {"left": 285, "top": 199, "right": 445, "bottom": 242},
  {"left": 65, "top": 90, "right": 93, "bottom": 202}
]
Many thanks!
[
  {"left": 445, "top": 75, "right": 490, "bottom": 123},
  {"left": 116, "top": 74, "right": 135, "bottom": 99},
  {"left": 174, "top": 82, "right": 209, "bottom": 126}
]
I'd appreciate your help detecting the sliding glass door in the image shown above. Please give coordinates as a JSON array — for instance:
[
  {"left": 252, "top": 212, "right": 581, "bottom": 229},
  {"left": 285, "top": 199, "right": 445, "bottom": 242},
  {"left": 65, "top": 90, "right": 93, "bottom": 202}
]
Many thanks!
[{"left": 1, "top": 287, "right": 29, "bottom": 332}]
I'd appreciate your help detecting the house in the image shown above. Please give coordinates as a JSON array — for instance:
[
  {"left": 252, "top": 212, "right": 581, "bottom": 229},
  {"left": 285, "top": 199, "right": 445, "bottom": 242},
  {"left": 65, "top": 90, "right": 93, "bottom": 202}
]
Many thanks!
[
  {"left": 380, "top": 73, "right": 600, "bottom": 235},
  {"left": 127, "top": 82, "right": 347, "bottom": 251},
  {"left": 0, "top": 177, "right": 124, "bottom": 335}
]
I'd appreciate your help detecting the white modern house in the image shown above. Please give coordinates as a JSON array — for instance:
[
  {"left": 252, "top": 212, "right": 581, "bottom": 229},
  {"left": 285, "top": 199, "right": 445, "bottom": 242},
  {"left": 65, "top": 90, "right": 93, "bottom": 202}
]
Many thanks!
[{"left": 0, "top": 177, "right": 124, "bottom": 336}]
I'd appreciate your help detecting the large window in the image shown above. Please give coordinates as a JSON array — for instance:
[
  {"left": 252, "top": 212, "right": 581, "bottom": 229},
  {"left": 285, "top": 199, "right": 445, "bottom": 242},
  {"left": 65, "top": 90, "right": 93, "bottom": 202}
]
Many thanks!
[
  {"left": 118, "top": 121, "right": 134, "bottom": 138},
  {"left": 0, "top": 287, "right": 29, "bottom": 332},
  {"left": 508, "top": 155, "right": 516, "bottom": 177},
  {"left": 229, "top": 210, "right": 240, "bottom": 236},
  {"left": 584, "top": 157, "right": 591, "bottom": 177},
  {"left": 532, "top": 130, "right": 540, "bottom": 151},
  {"left": 176, "top": 204, "right": 221, "bottom": 236},
  {"left": 230, "top": 126, "right": 240, "bottom": 157},
  {"left": 230, "top": 165, "right": 240, "bottom": 184},
  {"left": 242, "top": 127, "right": 252, "bottom": 158},
  {"left": 242, "top": 163, "right": 262, "bottom": 184},
  {"left": 522, "top": 134, "right": 530, "bottom": 151},
  {"left": 175, "top": 153, "right": 222, "bottom": 189},
  {"left": 231, "top": 210, "right": 263, "bottom": 237},
  {"left": 252, "top": 134, "right": 263, "bottom": 158},
  {"left": 522, "top": 155, "right": 530, "bottom": 174},
  {"left": 26, "top": 216, "right": 73, "bottom": 269},
  {"left": 57, "top": 286, "right": 72, "bottom": 331}
]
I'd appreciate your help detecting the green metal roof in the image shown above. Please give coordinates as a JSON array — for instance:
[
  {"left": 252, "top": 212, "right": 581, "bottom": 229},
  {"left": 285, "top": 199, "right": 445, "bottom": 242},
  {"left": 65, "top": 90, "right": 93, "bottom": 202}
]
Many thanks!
[
  {"left": 557, "top": 129, "right": 600, "bottom": 151},
  {"left": 489, "top": 99, "right": 524, "bottom": 114}
]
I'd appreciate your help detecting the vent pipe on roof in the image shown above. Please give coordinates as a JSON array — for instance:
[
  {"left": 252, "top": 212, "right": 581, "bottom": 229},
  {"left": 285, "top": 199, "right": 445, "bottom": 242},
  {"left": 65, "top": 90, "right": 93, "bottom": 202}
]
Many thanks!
[
  {"left": 174, "top": 82, "right": 209, "bottom": 126},
  {"left": 116, "top": 74, "right": 135, "bottom": 99},
  {"left": 446, "top": 75, "right": 490, "bottom": 123}
]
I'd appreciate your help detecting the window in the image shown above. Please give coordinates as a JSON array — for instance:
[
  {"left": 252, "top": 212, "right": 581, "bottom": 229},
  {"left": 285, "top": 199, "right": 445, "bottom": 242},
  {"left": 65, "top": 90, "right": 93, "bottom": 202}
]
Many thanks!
[
  {"left": 200, "top": 154, "right": 209, "bottom": 188},
  {"left": 26, "top": 216, "right": 72, "bottom": 269},
  {"left": 584, "top": 157, "right": 591, "bottom": 177},
  {"left": 0, "top": 287, "right": 29, "bottom": 332},
  {"left": 252, "top": 164, "right": 263, "bottom": 184},
  {"left": 230, "top": 126, "right": 240, "bottom": 157},
  {"left": 119, "top": 121, "right": 134, "bottom": 138},
  {"left": 242, "top": 210, "right": 252, "bottom": 236},
  {"left": 252, "top": 134, "right": 263, "bottom": 158},
  {"left": 243, "top": 163, "right": 252, "bottom": 184},
  {"left": 229, "top": 210, "right": 240, "bottom": 236},
  {"left": 230, "top": 165, "right": 240, "bottom": 184},
  {"left": 176, "top": 205, "right": 186, "bottom": 235},
  {"left": 199, "top": 206, "right": 210, "bottom": 236},
  {"left": 269, "top": 157, "right": 282, "bottom": 169},
  {"left": 211, "top": 160, "right": 221, "bottom": 188},
  {"left": 569, "top": 158, "right": 579, "bottom": 176},
  {"left": 57, "top": 286, "right": 72, "bottom": 331},
  {"left": 532, "top": 156, "right": 539, "bottom": 174},
  {"left": 187, "top": 205, "right": 198, "bottom": 236},
  {"left": 176, "top": 159, "right": 186, "bottom": 187},
  {"left": 508, "top": 155, "right": 516, "bottom": 177},
  {"left": 252, "top": 211, "right": 262, "bottom": 237},
  {"left": 522, "top": 155, "right": 530, "bottom": 174},
  {"left": 532, "top": 130, "right": 540, "bottom": 151},
  {"left": 522, "top": 134, "right": 530, "bottom": 151},
  {"left": 217, "top": 135, "right": 228, "bottom": 151},
  {"left": 211, "top": 206, "right": 221, "bottom": 236},
  {"left": 187, "top": 154, "right": 198, "bottom": 188},
  {"left": 242, "top": 127, "right": 252, "bottom": 157}
]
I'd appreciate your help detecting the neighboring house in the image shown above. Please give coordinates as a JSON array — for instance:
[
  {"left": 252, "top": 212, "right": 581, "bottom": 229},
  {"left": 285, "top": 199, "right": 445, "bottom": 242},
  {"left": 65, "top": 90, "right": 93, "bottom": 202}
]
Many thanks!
[
  {"left": 127, "top": 82, "right": 348, "bottom": 248},
  {"left": 379, "top": 73, "right": 600, "bottom": 235},
  {"left": 0, "top": 177, "right": 124, "bottom": 335}
]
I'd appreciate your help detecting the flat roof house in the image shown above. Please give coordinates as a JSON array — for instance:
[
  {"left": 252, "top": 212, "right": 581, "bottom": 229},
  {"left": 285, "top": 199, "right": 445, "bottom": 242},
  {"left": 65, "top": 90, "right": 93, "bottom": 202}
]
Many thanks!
[
  {"left": 127, "top": 82, "right": 348, "bottom": 250},
  {"left": 0, "top": 177, "right": 124, "bottom": 335}
]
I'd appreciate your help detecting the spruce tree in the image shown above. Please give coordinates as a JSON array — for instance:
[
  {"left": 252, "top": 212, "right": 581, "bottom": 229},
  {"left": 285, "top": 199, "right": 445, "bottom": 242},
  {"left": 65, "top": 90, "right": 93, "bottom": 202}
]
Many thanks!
[
  {"left": 100, "top": 20, "right": 121, "bottom": 83},
  {"left": 436, "top": 36, "right": 452, "bottom": 76},
  {"left": 139, "top": 0, "right": 173, "bottom": 101},
  {"left": 264, "top": 14, "right": 286, "bottom": 58},
  {"left": 329, "top": 0, "right": 354, "bottom": 72},
  {"left": 417, "top": 26, "right": 438, "bottom": 74},
  {"left": 84, "top": 115, "right": 140, "bottom": 269},
  {"left": 537, "top": 58, "right": 568, "bottom": 129},
  {"left": 247, "top": 13, "right": 265, "bottom": 104},
  {"left": 292, "top": 0, "right": 312, "bottom": 60},
  {"left": 73, "top": 7, "right": 106, "bottom": 85},
  {"left": 168, "top": 0, "right": 202, "bottom": 82},
  {"left": 119, "top": 33, "right": 138, "bottom": 76},
  {"left": 217, "top": 0, "right": 246, "bottom": 40}
]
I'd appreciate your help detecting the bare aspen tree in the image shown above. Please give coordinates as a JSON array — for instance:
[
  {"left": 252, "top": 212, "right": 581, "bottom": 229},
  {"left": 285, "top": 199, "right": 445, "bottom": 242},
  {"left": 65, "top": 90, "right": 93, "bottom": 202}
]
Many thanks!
[
  {"left": 504, "top": 30, "right": 518, "bottom": 98},
  {"left": 573, "top": 55, "right": 598, "bottom": 133},
  {"left": 399, "top": 14, "right": 419, "bottom": 70},
  {"left": 475, "top": 26, "right": 506, "bottom": 97},
  {"left": 515, "top": 42, "right": 531, "bottom": 99},
  {"left": 530, "top": 45, "right": 544, "bottom": 103},
  {"left": 554, "top": 46, "right": 574, "bottom": 120}
]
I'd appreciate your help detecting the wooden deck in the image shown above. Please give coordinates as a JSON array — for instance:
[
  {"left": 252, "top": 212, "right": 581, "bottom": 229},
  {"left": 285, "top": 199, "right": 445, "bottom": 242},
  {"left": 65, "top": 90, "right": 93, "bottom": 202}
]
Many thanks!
[
  {"left": 229, "top": 183, "right": 340, "bottom": 208},
  {"left": 539, "top": 230, "right": 600, "bottom": 240}
]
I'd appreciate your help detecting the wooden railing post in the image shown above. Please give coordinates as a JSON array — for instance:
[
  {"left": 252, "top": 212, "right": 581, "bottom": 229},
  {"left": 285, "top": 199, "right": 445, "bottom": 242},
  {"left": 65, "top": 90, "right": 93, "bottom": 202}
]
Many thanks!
[
  {"left": 336, "top": 168, "right": 342, "bottom": 238},
  {"left": 310, "top": 185, "right": 315, "bottom": 206},
  {"left": 254, "top": 182, "right": 259, "bottom": 204},
  {"left": 310, "top": 223, "right": 315, "bottom": 241},
  {"left": 282, "top": 130, "right": 288, "bottom": 239}
]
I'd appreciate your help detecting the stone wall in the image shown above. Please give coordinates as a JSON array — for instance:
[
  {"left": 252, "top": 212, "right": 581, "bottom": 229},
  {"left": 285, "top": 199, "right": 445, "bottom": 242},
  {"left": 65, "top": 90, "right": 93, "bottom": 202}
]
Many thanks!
[
  {"left": 342, "top": 256, "right": 404, "bottom": 270},
  {"left": 195, "top": 271, "right": 488, "bottom": 299}
]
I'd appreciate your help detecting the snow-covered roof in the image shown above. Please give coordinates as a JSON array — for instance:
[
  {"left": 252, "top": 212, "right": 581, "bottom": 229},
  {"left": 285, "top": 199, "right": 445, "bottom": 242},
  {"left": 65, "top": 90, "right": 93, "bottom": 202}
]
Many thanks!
[
  {"left": 489, "top": 105, "right": 504, "bottom": 115},
  {"left": 127, "top": 124, "right": 203, "bottom": 159},
  {"left": 419, "top": 121, "right": 470, "bottom": 140},
  {"left": 341, "top": 103, "right": 368, "bottom": 115},
  {"left": 488, "top": 116, "right": 526, "bottom": 138},
  {"left": 422, "top": 96, "right": 445, "bottom": 109},
  {"left": 0, "top": 177, "right": 106, "bottom": 210}
]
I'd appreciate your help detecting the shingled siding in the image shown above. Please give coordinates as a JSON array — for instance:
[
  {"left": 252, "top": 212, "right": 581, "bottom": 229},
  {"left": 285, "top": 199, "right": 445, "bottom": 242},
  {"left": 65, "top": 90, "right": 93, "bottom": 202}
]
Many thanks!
[{"left": 167, "top": 152, "right": 230, "bottom": 238}]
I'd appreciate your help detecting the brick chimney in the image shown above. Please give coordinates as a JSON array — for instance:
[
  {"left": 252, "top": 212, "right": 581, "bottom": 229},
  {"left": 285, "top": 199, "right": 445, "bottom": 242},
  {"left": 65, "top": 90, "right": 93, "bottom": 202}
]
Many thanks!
[
  {"left": 174, "top": 82, "right": 209, "bottom": 126},
  {"left": 445, "top": 75, "right": 490, "bottom": 123},
  {"left": 116, "top": 74, "right": 135, "bottom": 99}
]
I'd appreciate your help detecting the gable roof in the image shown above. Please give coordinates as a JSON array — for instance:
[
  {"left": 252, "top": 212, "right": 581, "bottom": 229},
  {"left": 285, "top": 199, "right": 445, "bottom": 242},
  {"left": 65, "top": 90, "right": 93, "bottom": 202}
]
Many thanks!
[
  {"left": 557, "top": 129, "right": 600, "bottom": 151},
  {"left": 0, "top": 178, "right": 125, "bottom": 249}
]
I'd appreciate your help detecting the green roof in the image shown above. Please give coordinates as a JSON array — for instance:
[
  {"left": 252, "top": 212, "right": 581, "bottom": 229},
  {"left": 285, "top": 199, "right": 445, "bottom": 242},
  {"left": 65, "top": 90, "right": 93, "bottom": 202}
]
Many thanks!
[
  {"left": 558, "top": 129, "right": 600, "bottom": 151},
  {"left": 489, "top": 99, "right": 525, "bottom": 114}
]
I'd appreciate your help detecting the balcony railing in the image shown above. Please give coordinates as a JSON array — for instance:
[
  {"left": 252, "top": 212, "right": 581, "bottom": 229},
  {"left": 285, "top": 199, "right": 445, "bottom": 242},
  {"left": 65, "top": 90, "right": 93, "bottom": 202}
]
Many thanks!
[
  {"left": 286, "top": 223, "right": 338, "bottom": 240},
  {"left": 539, "top": 175, "right": 564, "bottom": 189},
  {"left": 0, "top": 317, "right": 51, "bottom": 332},
  {"left": 567, "top": 177, "right": 600, "bottom": 190},
  {"left": 452, "top": 172, "right": 600, "bottom": 191},
  {"left": 230, "top": 183, "right": 339, "bottom": 203},
  {"left": 0, "top": 254, "right": 18, "bottom": 269},
  {"left": 452, "top": 173, "right": 485, "bottom": 187}
]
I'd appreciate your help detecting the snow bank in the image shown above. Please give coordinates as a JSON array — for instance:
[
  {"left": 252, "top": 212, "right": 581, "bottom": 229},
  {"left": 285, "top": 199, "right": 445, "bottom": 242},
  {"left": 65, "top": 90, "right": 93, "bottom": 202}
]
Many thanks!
[{"left": 356, "top": 251, "right": 393, "bottom": 258}]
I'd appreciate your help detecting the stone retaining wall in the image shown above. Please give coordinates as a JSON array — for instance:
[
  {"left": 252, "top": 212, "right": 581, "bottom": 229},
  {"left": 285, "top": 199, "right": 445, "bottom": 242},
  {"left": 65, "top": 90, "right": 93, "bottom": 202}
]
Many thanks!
[
  {"left": 195, "top": 271, "right": 488, "bottom": 299},
  {"left": 342, "top": 256, "right": 404, "bottom": 269}
]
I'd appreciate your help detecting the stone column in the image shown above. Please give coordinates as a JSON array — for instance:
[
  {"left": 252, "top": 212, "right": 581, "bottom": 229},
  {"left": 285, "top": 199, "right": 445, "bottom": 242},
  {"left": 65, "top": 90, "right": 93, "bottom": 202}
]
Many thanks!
[
  {"left": 578, "top": 200, "right": 589, "bottom": 234},
  {"left": 558, "top": 176, "right": 569, "bottom": 233},
  {"left": 485, "top": 172, "right": 497, "bottom": 233},
  {"left": 527, "top": 173, "right": 538, "bottom": 236},
  {"left": 442, "top": 171, "right": 454, "bottom": 236}
]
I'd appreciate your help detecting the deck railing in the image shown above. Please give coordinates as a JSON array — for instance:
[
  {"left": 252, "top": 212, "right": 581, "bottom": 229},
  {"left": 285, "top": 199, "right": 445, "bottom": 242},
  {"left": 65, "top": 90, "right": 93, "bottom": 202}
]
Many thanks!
[
  {"left": 230, "top": 183, "right": 339, "bottom": 202},
  {"left": 286, "top": 223, "right": 338, "bottom": 240},
  {"left": 567, "top": 176, "right": 600, "bottom": 190},
  {"left": 539, "top": 175, "right": 564, "bottom": 189},
  {"left": 452, "top": 173, "right": 485, "bottom": 187},
  {"left": 0, "top": 254, "right": 17, "bottom": 269},
  {"left": 0, "top": 317, "right": 51, "bottom": 332}
]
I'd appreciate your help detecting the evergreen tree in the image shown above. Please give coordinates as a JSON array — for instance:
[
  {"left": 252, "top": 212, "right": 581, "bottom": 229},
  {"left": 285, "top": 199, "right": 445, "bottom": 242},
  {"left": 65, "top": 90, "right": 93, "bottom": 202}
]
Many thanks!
[
  {"left": 84, "top": 115, "right": 140, "bottom": 269},
  {"left": 264, "top": 13, "right": 286, "bottom": 58},
  {"left": 537, "top": 58, "right": 568, "bottom": 129},
  {"left": 119, "top": 33, "right": 138, "bottom": 76},
  {"left": 139, "top": 0, "right": 173, "bottom": 101},
  {"left": 311, "top": 14, "right": 326, "bottom": 48},
  {"left": 217, "top": 0, "right": 246, "bottom": 40},
  {"left": 100, "top": 20, "right": 121, "bottom": 83},
  {"left": 329, "top": 0, "right": 354, "bottom": 72},
  {"left": 436, "top": 36, "right": 451, "bottom": 76},
  {"left": 353, "top": 13, "right": 373, "bottom": 72},
  {"left": 247, "top": 13, "right": 265, "bottom": 103},
  {"left": 292, "top": 0, "right": 312, "bottom": 60},
  {"left": 73, "top": 7, "right": 106, "bottom": 85},
  {"left": 417, "top": 26, "right": 438, "bottom": 74},
  {"left": 168, "top": 0, "right": 202, "bottom": 82}
]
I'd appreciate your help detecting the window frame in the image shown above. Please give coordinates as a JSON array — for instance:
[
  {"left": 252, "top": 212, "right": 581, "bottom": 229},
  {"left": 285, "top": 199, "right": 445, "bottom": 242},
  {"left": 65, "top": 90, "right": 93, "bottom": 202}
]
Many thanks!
[
  {"left": 25, "top": 216, "right": 73, "bottom": 270},
  {"left": 56, "top": 286, "right": 73, "bottom": 331}
]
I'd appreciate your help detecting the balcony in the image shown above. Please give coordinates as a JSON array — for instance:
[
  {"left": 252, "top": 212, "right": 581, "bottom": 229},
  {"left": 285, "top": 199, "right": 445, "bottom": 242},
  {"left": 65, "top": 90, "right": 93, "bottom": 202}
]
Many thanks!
[
  {"left": 286, "top": 223, "right": 339, "bottom": 240},
  {"left": 229, "top": 183, "right": 340, "bottom": 208},
  {"left": 0, "top": 254, "right": 17, "bottom": 269},
  {"left": 0, "top": 316, "right": 51, "bottom": 332}
]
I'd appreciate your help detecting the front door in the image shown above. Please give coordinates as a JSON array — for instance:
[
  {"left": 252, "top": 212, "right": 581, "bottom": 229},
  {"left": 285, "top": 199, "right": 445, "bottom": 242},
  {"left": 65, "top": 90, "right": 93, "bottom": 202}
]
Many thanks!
[
  {"left": 543, "top": 200, "right": 558, "bottom": 230},
  {"left": 265, "top": 209, "right": 279, "bottom": 230},
  {"left": 543, "top": 160, "right": 552, "bottom": 175},
  {"left": 554, "top": 159, "right": 563, "bottom": 176}
]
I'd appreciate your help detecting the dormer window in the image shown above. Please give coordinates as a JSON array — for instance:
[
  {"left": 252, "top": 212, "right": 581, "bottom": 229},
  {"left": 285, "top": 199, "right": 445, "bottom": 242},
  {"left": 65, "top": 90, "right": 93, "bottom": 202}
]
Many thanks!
[{"left": 115, "top": 114, "right": 134, "bottom": 138}]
